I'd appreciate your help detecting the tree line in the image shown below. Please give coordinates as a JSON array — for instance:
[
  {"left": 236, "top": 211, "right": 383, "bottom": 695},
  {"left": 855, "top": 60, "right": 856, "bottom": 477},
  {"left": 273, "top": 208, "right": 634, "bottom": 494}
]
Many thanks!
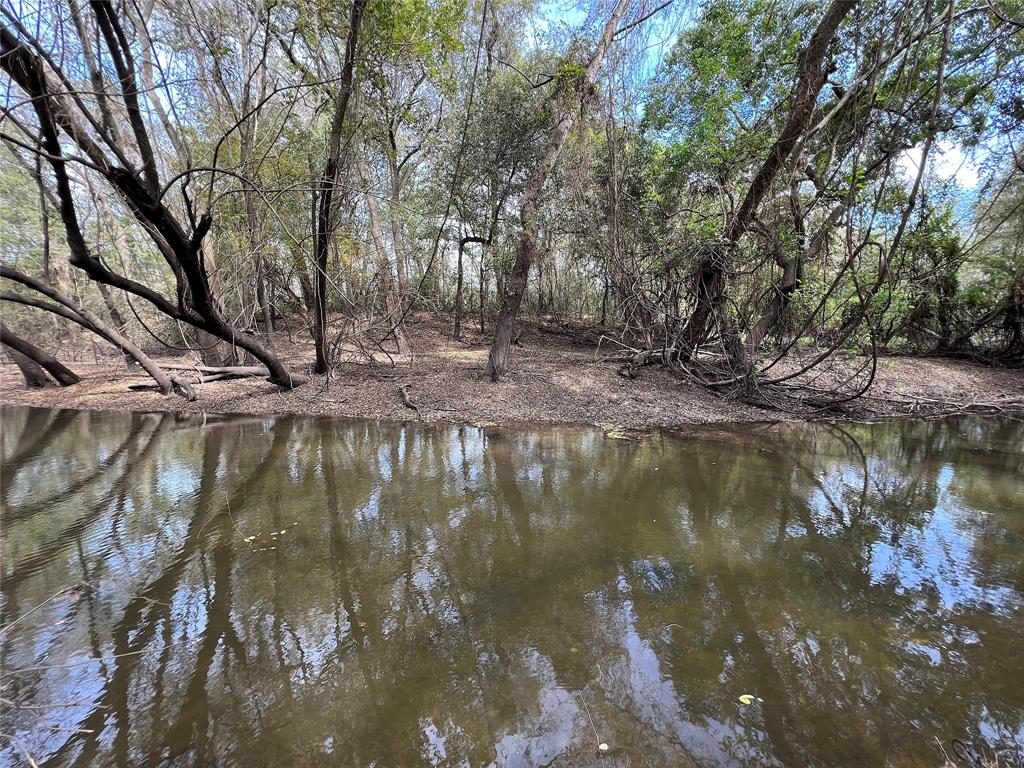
[{"left": 1, "top": 0, "right": 1021, "bottom": 405}]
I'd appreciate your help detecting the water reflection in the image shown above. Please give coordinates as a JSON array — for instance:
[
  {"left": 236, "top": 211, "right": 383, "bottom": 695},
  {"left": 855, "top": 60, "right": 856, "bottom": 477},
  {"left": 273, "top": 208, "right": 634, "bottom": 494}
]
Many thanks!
[{"left": 1, "top": 407, "right": 1022, "bottom": 767}]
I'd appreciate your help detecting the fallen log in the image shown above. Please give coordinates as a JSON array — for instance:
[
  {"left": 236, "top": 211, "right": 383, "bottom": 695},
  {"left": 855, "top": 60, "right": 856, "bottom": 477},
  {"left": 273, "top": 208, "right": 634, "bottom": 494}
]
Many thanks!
[
  {"left": 127, "top": 380, "right": 197, "bottom": 400},
  {"left": 128, "top": 370, "right": 252, "bottom": 388},
  {"left": 160, "top": 364, "right": 270, "bottom": 376},
  {"left": 160, "top": 364, "right": 312, "bottom": 386}
]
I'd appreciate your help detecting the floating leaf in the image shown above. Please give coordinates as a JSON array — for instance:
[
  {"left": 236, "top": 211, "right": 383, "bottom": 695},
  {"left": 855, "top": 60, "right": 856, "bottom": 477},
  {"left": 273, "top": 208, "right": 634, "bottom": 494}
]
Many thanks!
[{"left": 738, "top": 694, "right": 764, "bottom": 705}]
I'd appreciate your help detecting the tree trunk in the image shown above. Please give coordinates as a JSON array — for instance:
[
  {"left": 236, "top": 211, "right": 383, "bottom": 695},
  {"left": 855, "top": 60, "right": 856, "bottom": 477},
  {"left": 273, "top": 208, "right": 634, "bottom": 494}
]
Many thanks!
[
  {"left": 239, "top": 109, "right": 275, "bottom": 338},
  {"left": 934, "top": 245, "right": 959, "bottom": 353},
  {"left": 745, "top": 251, "right": 801, "bottom": 358},
  {"left": 196, "top": 236, "right": 239, "bottom": 367},
  {"left": 454, "top": 236, "right": 466, "bottom": 341},
  {"left": 245, "top": 175, "right": 274, "bottom": 337},
  {"left": 90, "top": 189, "right": 140, "bottom": 371},
  {"left": 456, "top": 222, "right": 498, "bottom": 341},
  {"left": 95, "top": 280, "right": 139, "bottom": 370},
  {"left": 4, "top": 344, "right": 54, "bottom": 388},
  {"left": 255, "top": 251, "right": 274, "bottom": 335},
  {"left": 479, "top": 248, "right": 487, "bottom": 335},
  {"left": 387, "top": 149, "right": 411, "bottom": 307},
  {"left": 96, "top": 282, "right": 128, "bottom": 331},
  {"left": 0, "top": 323, "right": 80, "bottom": 386},
  {"left": 359, "top": 156, "right": 411, "bottom": 355},
  {"left": 487, "top": 0, "right": 631, "bottom": 381},
  {"left": 744, "top": 193, "right": 847, "bottom": 357},
  {"left": 311, "top": 0, "right": 367, "bottom": 373}
]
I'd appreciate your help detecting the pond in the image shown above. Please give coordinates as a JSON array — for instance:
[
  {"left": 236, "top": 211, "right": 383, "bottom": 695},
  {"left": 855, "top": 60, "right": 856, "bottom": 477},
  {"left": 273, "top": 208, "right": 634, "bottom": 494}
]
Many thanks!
[{"left": 1, "top": 405, "right": 1022, "bottom": 767}]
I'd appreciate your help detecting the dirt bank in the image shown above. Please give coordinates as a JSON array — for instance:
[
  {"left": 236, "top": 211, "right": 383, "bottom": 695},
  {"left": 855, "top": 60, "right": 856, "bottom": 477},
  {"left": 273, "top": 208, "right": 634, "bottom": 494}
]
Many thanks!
[{"left": 2, "top": 317, "right": 1022, "bottom": 428}]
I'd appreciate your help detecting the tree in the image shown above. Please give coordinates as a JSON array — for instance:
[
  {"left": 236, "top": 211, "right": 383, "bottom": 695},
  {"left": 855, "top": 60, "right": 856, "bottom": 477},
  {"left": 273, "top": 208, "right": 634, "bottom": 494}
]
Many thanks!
[
  {"left": 487, "top": 0, "right": 632, "bottom": 381},
  {"left": 674, "top": 0, "right": 856, "bottom": 370},
  {"left": 310, "top": 0, "right": 367, "bottom": 373},
  {"left": 1, "top": 5, "right": 305, "bottom": 387}
]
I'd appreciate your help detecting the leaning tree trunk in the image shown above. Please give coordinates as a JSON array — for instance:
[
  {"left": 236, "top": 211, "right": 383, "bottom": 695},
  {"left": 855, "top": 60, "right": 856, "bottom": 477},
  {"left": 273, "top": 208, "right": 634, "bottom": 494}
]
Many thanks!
[
  {"left": 0, "top": 266, "right": 192, "bottom": 397},
  {"left": 487, "top": 0, "right": 631, "bottom": 381},
  {"left": 3, "top": 344, "right": 53, "bottom": 388},
  {"left": 0, "top": 291, "right": 192, "bottom": 398},
  {"left": 0, "top": 323, "right": 80, "bottom": 386}
]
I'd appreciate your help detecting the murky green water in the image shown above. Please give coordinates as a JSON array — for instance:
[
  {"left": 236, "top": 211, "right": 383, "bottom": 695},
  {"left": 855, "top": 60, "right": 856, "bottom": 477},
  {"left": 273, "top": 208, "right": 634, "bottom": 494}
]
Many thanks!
[{"left": 1, "top": 406, "right": 1022, "bottom": 767}]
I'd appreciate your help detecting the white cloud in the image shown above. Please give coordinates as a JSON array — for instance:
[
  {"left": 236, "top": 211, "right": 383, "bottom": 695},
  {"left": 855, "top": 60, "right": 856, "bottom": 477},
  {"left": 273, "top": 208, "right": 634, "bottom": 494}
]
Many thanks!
[{"left": 898, "top": 140, "right": 979, "bottom": 190}]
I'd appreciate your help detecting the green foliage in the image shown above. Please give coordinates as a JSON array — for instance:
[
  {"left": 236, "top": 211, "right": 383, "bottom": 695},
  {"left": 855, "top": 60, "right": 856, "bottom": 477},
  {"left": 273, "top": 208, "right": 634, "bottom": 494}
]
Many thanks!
[
  {"left": 643, "top": 0, "right": 810, "bottom": 180},
  {"left": 368, "top": 0, "right": 466, "bottom": 81}
]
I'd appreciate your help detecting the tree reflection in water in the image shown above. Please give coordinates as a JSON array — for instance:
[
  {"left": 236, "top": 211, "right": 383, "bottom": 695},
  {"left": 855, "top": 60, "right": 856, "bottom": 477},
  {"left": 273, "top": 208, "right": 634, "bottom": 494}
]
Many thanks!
[{"left": 1, "top": 406, "right": 1022, "bottom": 767}]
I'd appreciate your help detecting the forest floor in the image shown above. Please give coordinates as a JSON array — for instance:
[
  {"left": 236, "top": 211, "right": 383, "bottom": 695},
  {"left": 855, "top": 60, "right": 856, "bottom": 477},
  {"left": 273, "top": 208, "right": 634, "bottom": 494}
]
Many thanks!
[{"left": 2, "top": 314, "right": 1023, "bottom": 429}]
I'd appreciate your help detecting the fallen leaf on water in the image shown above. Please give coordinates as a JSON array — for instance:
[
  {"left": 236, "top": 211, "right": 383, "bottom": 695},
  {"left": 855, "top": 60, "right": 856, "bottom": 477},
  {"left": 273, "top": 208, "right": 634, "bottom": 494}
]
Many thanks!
[{"left": 738, "top": 694, "right": 764, "bottom": 705}]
